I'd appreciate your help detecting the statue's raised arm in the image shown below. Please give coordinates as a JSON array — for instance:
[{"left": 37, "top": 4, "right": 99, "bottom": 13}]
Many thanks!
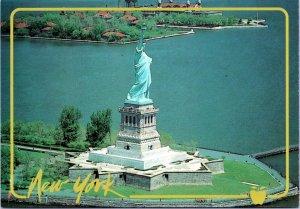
[{"left": 126, "top": 24, "right": 153, "bottom": 105}]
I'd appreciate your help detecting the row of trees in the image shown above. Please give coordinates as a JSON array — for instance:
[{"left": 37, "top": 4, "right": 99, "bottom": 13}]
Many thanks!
[
  {"left": 155, "top": 12, "right": 240, "bottom": 27},
  {"left": 57, "top": 106, "right": 112, "bottom": 148},
  {"left": 1, "top": 106, "right": 112, "bottom": 150}
]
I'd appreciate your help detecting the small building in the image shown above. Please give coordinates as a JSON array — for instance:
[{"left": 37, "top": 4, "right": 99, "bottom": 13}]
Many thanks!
[
  {"left": 41, "top": 27, "right": 53, "bottom": 31},
  {"left": 161, "top": 2, "right": 198, "bottom": 8},
  {"left": 102, "top": 31, "right": 127, "bottom": 38},
  {"left": 121, "top": 14, "right": 137, "bottom": 21},
  {"left": 47, "top": 22, "right": 56, "bottom": 27},
  {"left": 130, "top": 19, "right": 140, "bottom": 25},
  {"left": 15, "top": 22, "right": 28, "bottom": 29},
  {"left": 74, "top": 12, "right": 85, "bottom": 19},
  {"left": 95, "top": 11, "right": 113, "bottom": 19}
]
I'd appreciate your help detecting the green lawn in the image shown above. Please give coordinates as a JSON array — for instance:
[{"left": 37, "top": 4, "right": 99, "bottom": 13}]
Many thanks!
[
  {"left": 61, "top": 160, "right": 281, "bottom": 198},
  {"left": 103, "top": 160, "right": 280, "bottom": 197},
  {"left": 18, "top": 149, "right": 50, "bottom": 159}
]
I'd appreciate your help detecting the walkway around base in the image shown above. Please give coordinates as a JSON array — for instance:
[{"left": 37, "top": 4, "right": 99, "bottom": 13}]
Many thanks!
[{"left": 250, "top": 144, "right": 299, "bottom": 159}]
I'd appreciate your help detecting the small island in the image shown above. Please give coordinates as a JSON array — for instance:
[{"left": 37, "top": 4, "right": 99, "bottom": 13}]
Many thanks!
[{"left": 1, "top": 10, "right": 266, "bottom": 44}]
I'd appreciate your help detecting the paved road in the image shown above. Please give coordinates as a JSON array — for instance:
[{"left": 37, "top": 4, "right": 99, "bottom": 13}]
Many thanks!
[{"left": 2, "top": 143, "right": 65, "bottom": 155}]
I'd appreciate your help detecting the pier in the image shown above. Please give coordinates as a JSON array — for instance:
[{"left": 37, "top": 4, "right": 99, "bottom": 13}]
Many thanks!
[{"left": 251, "top": 144, "right": 299, "bottom": 159}]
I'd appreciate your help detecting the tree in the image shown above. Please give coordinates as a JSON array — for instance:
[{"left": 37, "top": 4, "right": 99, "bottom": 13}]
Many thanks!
[
  {"left": 15, "top": 28, "right": 29, "bottom": 36},
  {"left": 183, "top": 139, "right": 198, "bottom": 152},
  {"left": 86, "top": 109, "right": 112, "bottom": 147},
  {"left": 18, "top": 151, "right": 35, "bottom": 181},
  {"left": 160, "top": 131, "right": 175, "bottom": 147},
  {"left": 1, "top": 146, "right": 20, "bottom": 184},
  {"left": 54, "top": 125, "right": 64, "bottom": 146},
  {"left": 1, "top": 120, "right": 10, "bottom": 140},
  {"left": 1, "top": 21, "right": 10, "bottom": 34},
  {"left": 92, "top": 19, "right": 107, "bottom": 40},
  {"left": 59, "top": 106, "right": 82, "bottom": 146},
  {"left": 67, "top": 126, "right": 89, "bottom": 150},
  {"left": 71, "top": 29, "right": 82, "bottom": 39}
]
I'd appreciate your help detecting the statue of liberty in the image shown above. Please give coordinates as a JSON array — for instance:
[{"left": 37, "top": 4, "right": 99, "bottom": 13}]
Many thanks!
[{"left": 126, "top": 23, "right": 153, "bottom": 105}]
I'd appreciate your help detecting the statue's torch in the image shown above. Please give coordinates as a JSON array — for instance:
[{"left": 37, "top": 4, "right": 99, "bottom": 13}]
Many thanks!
[{"left": 138, "top": 23, "right": 147, "bottom": 50}]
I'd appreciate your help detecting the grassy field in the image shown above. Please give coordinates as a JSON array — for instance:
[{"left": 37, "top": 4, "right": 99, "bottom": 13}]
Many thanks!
[
  {"left": 18, "top": 149, "right": 51, "bottom": 159},
  {"left": 102, "top": 160, "right": 280, "bottom": 197},
  {"left": 58, "top": 160, "right": 280, "bottom": 198}
]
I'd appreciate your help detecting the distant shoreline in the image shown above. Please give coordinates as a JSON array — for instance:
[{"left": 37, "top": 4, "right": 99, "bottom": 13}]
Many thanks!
[
  {"left": 157, "top": 24, "right": 268, "bottom": 30},
  {"left": 1, "top": 23, "right": 268, "bottom": 45},
  {"left": 1, "top": 30, "right": 194, "bottom": 44},
  {"left": 1, "top": 22, "right": 268, "bottom": 45}
]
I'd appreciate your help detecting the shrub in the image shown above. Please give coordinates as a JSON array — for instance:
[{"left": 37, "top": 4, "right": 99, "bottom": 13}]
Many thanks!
[
  {"left": 29, "top": 28, "right": 41, "bottom": 36},
  {"left": 81, "top": 30, "right": 92, "bottom": 40},
  {"left": 92, "top": 20, "right": 106, "bottom": 39},
  {"left": 43, "top": 12, "right": 63, "bottom": 23},
  {"left": 67, "top": 139, "right": 89, "bottom": 150},
  {"left": 28, "top": 16, "right": 47, "bottom": 30},
  {"left": 15, "top": 28, "right": 29, "bottom": 36},
  {"left": 132, "top": 11, "right": 142, "bottom": 20},
  {"left": 160, "top": 131, "right": 176, "bottom": 147},
  {"left": 71, "top": 29, "right": 81, "bottom": 39},
  {"left": 1, "top": 21, "right": 10, "bottom": 33}
]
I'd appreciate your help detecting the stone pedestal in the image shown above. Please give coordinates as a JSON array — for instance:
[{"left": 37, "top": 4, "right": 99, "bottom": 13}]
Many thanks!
[
  {"left": 117, "top": 103, "right": 161, "bottom": 153},
  {"left": 89, "top": 102, "right": 188, "bottom": 170}
]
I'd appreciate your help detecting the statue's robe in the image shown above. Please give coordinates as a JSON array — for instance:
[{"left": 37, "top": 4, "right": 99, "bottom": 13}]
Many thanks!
[{"left": 127, "top": 50, "right": 152, "bottom": 101}]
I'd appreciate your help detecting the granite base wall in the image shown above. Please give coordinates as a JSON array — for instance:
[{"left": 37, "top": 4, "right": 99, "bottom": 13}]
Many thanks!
[
  {"left": 204, "top": 160, "right": 224, "bottom": 174},
  {"left": 150, "top": 171, "right": 212, "bottom": 190},
  {"left": 69, "top": 168, "right": 212, "bottom": 190},
  {"left": 126, "top": 173, "right": 152, "bottom": 190},
  {"left": 167, "top": 172, "right": 212, "bottom": 185},
  {"left": 69, "top": 168, "right": 95, "bottom": 182},
  {"left": 99, "top": 173, "right": 125, "bottom": 185}
]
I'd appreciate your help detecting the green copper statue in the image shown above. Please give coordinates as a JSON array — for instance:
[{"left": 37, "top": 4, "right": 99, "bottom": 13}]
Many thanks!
[{"left": 126, "top": 24, "right": 153, "bottom": 105}]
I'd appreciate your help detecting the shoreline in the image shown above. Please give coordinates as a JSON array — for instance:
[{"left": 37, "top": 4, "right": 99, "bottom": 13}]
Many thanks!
[
  {"left": 1, "top": 30, "right": 194, "bottom": 45},
  {"left": 1, "top": 22, "right": 267, "bottom": 45},
  {"left": 157, "top": 24, "right": 268, "bottom": 30}
]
